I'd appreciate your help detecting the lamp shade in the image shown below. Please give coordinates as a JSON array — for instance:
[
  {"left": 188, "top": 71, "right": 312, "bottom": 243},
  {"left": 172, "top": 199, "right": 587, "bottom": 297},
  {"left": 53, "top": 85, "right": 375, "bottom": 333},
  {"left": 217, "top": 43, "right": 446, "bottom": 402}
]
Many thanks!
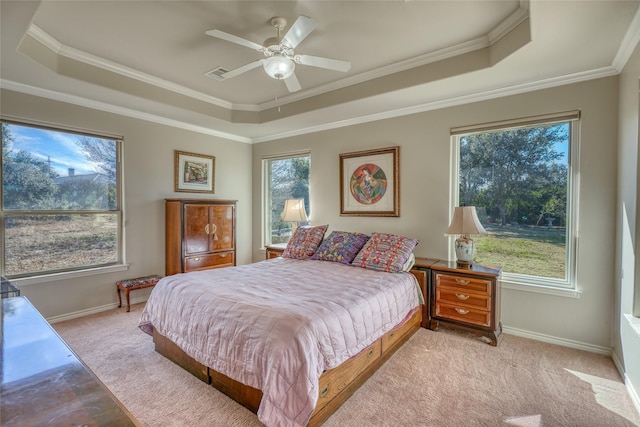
[
  {"left": 263, "top": 56, "right": 295, "bottom": 80},
  {"left": 281, "top": 199, "right": 308, "bottom": 223},
  {"left": 445, "top": 206, "right": 486, "bottom": 236}
]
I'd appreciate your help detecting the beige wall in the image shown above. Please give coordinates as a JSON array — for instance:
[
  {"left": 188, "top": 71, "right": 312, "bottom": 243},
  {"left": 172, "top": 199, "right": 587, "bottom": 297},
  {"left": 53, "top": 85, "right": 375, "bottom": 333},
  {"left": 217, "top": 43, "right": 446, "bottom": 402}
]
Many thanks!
[
  {"left": 1, "top": 89, "right": 253, "bottom": 319},
  {"left": 253, "top": 77, "right": 619, "bottom": 349},
  {"left": 0, "top": 75, "right": 623, "bottom": 351},
  {"left": 616, "top": 39, "right": 640, "bottom": 405}
]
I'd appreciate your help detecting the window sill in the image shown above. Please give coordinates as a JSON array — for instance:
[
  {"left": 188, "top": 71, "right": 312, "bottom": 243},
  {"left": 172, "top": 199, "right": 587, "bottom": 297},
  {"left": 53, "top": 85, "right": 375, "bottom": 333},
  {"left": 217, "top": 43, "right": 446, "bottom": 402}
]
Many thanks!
[
  {"left": 501, "top": 279, "right": 582, "bottom": 298},
  {"left": 11, "top": 264, "right": 129, "bottom": 286},
  {"left": 624, "top": 314, "right": 640, "bottom": 337}
]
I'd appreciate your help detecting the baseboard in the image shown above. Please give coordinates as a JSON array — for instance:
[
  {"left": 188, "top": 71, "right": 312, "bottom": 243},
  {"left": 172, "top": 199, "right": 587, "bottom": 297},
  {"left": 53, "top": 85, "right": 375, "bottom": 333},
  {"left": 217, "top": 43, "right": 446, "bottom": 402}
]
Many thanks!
[
  {"left": 502, "top": 325, "right": 611, "bottom": 355},
  {"left": 611, "top": 350, "right": 625, "bottom": 378},
  {"left": 625, "top": 372, "right": 640, "bottom": 418},
  {"left": 47, "top": 295, "right": 149, "bottom": 324}
]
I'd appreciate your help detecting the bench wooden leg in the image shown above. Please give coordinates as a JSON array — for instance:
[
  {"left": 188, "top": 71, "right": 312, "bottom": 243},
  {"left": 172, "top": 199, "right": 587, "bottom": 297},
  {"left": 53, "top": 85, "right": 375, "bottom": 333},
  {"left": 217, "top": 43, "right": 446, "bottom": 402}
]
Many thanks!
[{"left": 116, "top": 278, "right": 160, "bottom": 313}]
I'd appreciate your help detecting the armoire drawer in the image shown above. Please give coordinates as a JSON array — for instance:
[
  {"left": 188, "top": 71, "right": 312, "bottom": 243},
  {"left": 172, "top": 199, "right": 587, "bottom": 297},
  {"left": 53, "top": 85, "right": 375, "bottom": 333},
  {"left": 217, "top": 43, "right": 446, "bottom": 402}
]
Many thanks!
[{"left": 185, "top": 251, "right": 235, "bottom": 271}]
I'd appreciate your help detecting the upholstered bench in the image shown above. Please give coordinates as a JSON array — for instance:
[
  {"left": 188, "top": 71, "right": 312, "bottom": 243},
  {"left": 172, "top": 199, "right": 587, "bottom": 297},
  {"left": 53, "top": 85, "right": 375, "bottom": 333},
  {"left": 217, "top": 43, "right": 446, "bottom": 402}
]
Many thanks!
[{"left": 116, "top": 275, "right": 161, "bottom": 312}]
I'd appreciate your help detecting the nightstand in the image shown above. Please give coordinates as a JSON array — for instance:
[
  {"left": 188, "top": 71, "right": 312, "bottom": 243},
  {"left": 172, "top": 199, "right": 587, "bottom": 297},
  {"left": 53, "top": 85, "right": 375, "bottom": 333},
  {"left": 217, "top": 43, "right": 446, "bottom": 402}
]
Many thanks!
[
  {"left": 429, "top": 260, "right": 502, "bottom": 346},
  {"left": 265, "top": 243, "right": 288, "bottom": 259},
  {"left": 409, "top": 257, "right": 439, "bottom": 328}
]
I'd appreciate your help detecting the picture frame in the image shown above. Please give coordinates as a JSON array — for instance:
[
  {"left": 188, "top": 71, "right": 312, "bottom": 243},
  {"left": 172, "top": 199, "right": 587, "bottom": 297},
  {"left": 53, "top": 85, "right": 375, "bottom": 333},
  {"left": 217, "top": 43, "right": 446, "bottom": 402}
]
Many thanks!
[
  {"left": 340, "top": 146, "right": 399, "bottom": 217},
  {"left": 174, "top": 150, "right": 215, "bottom": 193}
]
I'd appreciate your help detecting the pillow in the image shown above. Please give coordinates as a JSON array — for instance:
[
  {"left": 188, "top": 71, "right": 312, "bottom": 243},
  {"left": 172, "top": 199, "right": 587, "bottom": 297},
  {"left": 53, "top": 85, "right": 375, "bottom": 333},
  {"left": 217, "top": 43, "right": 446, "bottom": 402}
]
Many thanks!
[
  {"left": 282, "top": 225, "right": 328, "bottom": 260},
  {"left": 402, "top": 252, "right": 416, "bottom": 272},
  {"left": 310, "top": 231, "right": 370, "bottom": 264},
  {"left": 351, "top": 232, "right": 419, "bottom": 273}
]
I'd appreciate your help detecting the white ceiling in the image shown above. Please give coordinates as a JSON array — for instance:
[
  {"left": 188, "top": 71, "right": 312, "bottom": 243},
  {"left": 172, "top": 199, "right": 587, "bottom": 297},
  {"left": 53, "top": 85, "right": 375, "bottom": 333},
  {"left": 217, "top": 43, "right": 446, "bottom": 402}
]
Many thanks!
[{"left": 1, "top": 1, "right": 639, "bottom": 143}]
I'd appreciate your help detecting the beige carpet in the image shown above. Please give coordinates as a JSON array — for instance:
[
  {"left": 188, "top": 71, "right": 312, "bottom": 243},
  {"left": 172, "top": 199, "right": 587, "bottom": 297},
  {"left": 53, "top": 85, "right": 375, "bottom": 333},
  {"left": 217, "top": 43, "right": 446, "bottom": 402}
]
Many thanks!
[{"left": 53, "top": 303, "right": 640, "bottom": 427}]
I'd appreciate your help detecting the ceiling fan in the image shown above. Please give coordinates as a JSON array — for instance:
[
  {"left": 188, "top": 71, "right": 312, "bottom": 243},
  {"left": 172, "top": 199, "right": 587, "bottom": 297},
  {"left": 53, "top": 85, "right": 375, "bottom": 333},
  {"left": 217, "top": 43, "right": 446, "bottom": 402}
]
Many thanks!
[{"left": 205, "top": 16, "right": 351, "bottom": 93}]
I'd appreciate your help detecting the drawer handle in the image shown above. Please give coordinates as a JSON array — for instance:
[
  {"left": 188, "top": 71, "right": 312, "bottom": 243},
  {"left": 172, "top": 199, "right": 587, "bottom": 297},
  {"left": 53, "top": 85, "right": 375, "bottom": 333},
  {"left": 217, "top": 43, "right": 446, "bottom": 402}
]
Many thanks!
[
  {"left": 220, "top": 253, "right": 228, "bottom": 257},
  {"left": 455, "top": 308, "right": 470, "bottom": 315},
  {"left": 320, "top": 385, "right": 329, "bottom": 398},
  {"left": 455, "top": 279, "right": 470, "bottom": 285},
  {"left": 455, "top": 293, "right": 470, "bottom": 300},
  {"left": 367, "top": 348, "right": 375, "bottom": 357},
  {"left": 193, "top": 257, "right": 200, "bottom": 262}
]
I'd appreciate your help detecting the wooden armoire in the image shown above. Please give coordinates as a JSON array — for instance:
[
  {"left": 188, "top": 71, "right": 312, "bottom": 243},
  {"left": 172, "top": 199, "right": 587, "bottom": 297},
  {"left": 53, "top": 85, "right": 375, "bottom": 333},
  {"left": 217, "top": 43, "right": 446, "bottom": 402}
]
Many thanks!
[{"left": 165, "top": 199, "right": 237, "bottom": 276}]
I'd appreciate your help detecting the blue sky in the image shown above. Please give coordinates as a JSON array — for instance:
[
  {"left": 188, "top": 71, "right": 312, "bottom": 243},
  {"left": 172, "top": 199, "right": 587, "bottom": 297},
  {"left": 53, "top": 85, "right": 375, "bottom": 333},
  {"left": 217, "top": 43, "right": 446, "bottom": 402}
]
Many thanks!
[{"left": 6, "top": 124, "right": 97, "bottom": 176}]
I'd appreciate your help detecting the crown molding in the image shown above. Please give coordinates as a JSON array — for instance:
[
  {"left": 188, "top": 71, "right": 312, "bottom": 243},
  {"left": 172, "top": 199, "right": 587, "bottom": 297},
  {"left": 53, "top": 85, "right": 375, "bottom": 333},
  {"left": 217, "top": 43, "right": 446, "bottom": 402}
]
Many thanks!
[
  {"left": 260, "top": 4, "right": 530, "bottom": 110},
  {"left": 26, "top": 1, "right": 530, "bottom": 116},
  {"left": 27, "top": 24, "right": 258, "bottom": 113},
  {"left": 612, "top": 4, "right": 640, "bottom": 71},
  {"left": 1, "top": 65, "right": 619, "bottom": 145},
  {"left": 488, "top": 0, "right": 529, "bottom": 44},
  {"left": 252, "top": 66, "right": 619, "bottom": 143},
  {"left": 0, "top": 80, "right": 252, "bottom": 143}
]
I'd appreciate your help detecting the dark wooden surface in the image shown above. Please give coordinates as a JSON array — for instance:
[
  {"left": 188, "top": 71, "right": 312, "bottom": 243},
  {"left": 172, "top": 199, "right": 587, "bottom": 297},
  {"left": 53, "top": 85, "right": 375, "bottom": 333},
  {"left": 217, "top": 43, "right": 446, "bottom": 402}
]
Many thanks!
[
  {"left": 165, "top": 199, "right": 237, "bottom": 275},
  {"left": 1, "top": 297, "right": 140, "bottom": 426},
  {"left": 265, "top": 242, "right": 287, "bottom": 259},
  {"left": 429, "top": 261, "right": 502, "bottom": 346}
]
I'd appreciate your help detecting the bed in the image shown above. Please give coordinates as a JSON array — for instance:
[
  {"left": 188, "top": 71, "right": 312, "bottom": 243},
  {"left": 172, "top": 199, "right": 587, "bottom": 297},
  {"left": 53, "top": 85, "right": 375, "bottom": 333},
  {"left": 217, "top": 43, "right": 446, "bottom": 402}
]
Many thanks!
[{"left": 139, "top": 229, "right": 424, "bottom": 427}]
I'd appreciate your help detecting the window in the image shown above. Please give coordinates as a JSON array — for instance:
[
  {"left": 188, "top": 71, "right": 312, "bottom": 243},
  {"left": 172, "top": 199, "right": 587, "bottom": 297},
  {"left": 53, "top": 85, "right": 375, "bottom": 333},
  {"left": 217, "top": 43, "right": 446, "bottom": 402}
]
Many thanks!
[
  {"left": 452, "top": 112, "right": 579, "bottom": 289},
  {"left": 263, "top": 152, "right": 310, "bottom": 245},
  {"left": 1, "top": 121, "right": 122, "bottom": 279}
]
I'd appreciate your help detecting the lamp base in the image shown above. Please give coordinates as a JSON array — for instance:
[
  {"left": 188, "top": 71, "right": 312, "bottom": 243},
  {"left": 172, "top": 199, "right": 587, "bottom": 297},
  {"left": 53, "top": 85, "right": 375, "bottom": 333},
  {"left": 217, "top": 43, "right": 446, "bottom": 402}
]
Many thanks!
[
  {"left": 455, "top": 260, "right": 472, "bottom": 269},
  {"left": 454, "top": 235, "right": 476, "bottom": 267}
]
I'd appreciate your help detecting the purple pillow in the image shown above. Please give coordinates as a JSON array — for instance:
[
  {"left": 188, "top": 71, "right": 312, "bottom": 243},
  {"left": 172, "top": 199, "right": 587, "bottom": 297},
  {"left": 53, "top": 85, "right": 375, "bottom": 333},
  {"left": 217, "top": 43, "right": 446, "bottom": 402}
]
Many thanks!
[
  {"left": 351, "top": 232, "right": 419, "bottom": 273},
  {"left": 282, "top": 225, "right": 328, "bottom": 260},
  {"left": 310, "top": 231, "right": 370, "bottom": 264}
]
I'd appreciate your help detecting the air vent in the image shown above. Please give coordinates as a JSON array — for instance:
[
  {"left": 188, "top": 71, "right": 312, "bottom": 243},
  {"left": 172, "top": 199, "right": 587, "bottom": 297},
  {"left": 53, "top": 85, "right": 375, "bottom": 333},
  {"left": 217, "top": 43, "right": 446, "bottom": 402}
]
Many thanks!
[{"left": 205, "top": 67, "right": 229, "bottom": 80}]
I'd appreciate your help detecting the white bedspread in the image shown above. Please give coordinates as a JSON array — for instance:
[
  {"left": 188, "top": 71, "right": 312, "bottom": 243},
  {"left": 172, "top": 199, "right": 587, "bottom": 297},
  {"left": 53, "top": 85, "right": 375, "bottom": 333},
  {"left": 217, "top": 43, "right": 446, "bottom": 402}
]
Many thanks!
[{"left": 138, "top": 258, "right": 420, "bottom": 427}]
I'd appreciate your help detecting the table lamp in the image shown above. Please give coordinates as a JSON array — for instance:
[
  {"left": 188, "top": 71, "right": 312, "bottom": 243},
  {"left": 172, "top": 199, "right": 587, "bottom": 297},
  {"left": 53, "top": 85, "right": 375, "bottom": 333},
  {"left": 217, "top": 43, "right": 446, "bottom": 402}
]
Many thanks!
[
  {"left": 281, "top": 198, "right": 308, "bottom": 237},
  {"left": 445, "top": 206, "right": 486, "bottom": 267}
]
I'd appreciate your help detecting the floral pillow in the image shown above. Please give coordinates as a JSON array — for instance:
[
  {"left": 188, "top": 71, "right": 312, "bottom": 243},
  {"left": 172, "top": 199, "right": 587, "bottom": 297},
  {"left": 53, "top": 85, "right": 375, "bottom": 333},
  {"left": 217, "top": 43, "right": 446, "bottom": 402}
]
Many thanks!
[
  {"left": 351, "top": 232, "right": 419, "bottom": 273},
  {"left": 282, "top": 225, "right": 328, "bottom": 260},
  {"left": 310, "top": 231, "right": 370, "bottom": 264}
]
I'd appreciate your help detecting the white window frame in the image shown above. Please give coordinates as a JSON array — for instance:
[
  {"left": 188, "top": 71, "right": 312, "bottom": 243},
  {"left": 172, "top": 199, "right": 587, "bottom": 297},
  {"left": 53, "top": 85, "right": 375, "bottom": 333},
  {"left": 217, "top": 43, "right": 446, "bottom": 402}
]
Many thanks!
[
  {"left": 1, "top": 119, "right": 125, "bottom": 282},
  {"left": 261, "top": 150, "right": 311, "bottom": 247},
  {"left": 450, "top": 112, "right": 581, "bottom": 296}
]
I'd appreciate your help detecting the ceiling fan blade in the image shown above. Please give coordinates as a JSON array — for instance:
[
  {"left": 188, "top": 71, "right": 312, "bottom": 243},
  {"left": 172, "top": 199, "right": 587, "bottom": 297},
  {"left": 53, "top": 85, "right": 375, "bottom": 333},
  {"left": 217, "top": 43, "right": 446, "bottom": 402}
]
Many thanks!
[
  {"left": 281, "top": 16, "right": 317, "bottom": 49},
  {"left": 205, "top": 29, "right": 264, "bottom": 51},
  {"left": 284, "top": 73, "right": 301, "bottom": 92},
  {"left": 221, "top": 60, "right": 265, "bottom": 79},
  {"left": 295, "top": 55, "right": 351, "bottom": 72}
]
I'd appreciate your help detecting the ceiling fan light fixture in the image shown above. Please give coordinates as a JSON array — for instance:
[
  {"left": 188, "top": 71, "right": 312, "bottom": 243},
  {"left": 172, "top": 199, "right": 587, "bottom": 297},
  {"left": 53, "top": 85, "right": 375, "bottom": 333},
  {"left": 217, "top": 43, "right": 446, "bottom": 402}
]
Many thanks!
[{"left": 263, "top": 55, "right": 295, "bottom": 80}]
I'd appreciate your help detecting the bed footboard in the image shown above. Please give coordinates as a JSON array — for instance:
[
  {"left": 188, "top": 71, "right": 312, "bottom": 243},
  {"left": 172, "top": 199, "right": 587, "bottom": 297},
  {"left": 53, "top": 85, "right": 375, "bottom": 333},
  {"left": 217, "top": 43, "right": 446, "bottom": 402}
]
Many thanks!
[{"left": 152, "top": 308, "right": 421, "bottom": 426}]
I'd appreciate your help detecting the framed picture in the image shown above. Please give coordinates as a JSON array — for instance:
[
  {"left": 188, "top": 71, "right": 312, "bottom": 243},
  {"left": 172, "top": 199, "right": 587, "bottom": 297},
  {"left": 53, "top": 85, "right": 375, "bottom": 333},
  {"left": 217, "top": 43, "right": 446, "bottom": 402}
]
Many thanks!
[
  {"left": 174, "top": 150, "right": 215, "bottom": 193},
  {"left": 340, "top": 146, "right": 399, "bottom": 216}
]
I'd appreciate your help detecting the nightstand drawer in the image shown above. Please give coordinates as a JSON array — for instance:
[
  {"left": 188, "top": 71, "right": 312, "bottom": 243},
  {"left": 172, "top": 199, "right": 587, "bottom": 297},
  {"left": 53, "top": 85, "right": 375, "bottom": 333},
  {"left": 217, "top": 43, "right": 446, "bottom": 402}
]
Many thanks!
[
  {"left": 435, "top": 273, "right": 491, "bottom": 294},
  {"left": 265, "top": 243, "right": 287, "bottom": 260},
  {"left": 266, "top": 251, "right": 281, "bottom": 259},
  {"left": 436, "top": 287, "right": 491, "bottom": 310},
  {"left": 435, "top": 303, "right": 491, "bottom": 327}
]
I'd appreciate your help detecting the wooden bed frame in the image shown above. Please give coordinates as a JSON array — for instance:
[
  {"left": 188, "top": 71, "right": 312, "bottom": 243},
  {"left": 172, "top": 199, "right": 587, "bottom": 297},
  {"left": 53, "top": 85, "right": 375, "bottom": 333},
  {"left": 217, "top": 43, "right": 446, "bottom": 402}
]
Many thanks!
[{"left": 153, "top": 307, "right": 420, "bottom": 426}]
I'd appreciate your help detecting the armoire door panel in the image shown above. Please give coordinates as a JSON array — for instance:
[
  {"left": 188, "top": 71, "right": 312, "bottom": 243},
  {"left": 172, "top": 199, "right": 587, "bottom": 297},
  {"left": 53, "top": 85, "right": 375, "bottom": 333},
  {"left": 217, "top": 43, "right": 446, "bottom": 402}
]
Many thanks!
[
  {"left": 212, "top": 205, "right": 235, "bottom": 252},
  {"left": 184, "top": 204, "right": 211, "bottom": 255}
]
